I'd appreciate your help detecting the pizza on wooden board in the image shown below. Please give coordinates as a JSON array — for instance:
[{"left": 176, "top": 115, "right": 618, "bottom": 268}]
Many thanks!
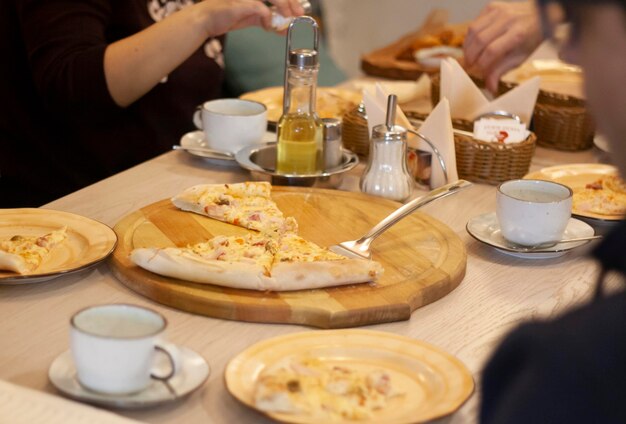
[
  {"left": 0, "top": 227, "right": 67, "bottom": 274},
  {"left": 131, "top": 182, "right": 383, "bottom": 291},
  {"left": 131, "top": 233, "right": 382, "bottom": 291}
]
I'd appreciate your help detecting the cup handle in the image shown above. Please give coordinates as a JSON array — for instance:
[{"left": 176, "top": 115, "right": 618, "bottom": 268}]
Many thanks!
[
  {"left": 192, "top": 105, "right": 203, "bottom": 130},
  {"left": 151, "top": 342, "right": 181, "bottom": 383}
]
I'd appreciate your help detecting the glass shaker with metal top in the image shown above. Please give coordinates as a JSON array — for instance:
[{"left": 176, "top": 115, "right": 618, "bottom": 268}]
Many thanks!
[
  {"left": 360, "top": 95, "right": 414, "bottom": 201},
  {"left": 276, "top": 16, "right": 324, "bottom": 175},
  {"left": 269, "top": 0, "right": 312, "bottom": 32},
  {"left": 322, "top": 118, "right": 342, "bottom": 170}
]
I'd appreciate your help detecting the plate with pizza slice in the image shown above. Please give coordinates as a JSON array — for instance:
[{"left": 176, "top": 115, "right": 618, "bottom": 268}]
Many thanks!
[
  {"left": 225, "top": 329, "right": 474, "bottom": 423},
  {"left": 525, "top": 164, "right": 626, "bottom": 222},
  {"left": 0, "top": 209, "right": 117, "bottom": 284}
]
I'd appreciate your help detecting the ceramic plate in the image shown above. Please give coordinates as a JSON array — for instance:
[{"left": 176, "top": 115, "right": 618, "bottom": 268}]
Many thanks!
[
  {"left": 239, "top": 86, "right": 362, "bottom": 123},
  {"left": 525, "top": 164, "right": 624, "bottom": 222},
  {"left": 49, "top": 347, "right": 209, "bottom": 409},
  {"left": 225, "top": 329, "right": 474, "bottom": 424},
  {"left": 466, "top": 212, "right": 595, "bottom": 259},
  {"left": 0, "top": 209, "right": 117, "bottom": 284}
]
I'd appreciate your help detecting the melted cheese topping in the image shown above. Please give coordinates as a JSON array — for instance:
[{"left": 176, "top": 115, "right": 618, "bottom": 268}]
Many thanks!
[
  {"left": 254, "top": 357, "right": 402, "bottom": 421},
  {"left": 189, "top": 234, "right": 276, "bottom": 274},
  {"left": 274, "top": 234, "right": 344, "bottom": 263},
  {"left": 573, "top": 176, "right": 626, "bottom": 216},
  {"left": 0, "top": 227, "right": 67, "bottom": 271},
  {"left": 184, "top": 182, "right": 297, "bottom": 236}
]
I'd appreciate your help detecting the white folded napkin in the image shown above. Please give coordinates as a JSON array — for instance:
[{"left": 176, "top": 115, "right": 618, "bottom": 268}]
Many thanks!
[
  {"left": 440, "top": 58, "right": 540, "bottom": 125},
  {"left": 0, "top": 379, "right": 142, "bottom": 424},
  {"left": 414, "top": 98, "right": 459, "bottom": 188},
  {"left": 362, "top": 83, "right": 458, "bottom": 188}
]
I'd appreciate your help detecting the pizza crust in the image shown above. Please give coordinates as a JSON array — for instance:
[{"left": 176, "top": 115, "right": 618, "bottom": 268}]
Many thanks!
[
  {"left": 131, "top": 248, "right": 278, "bottom": 291},
  {"left": 0, "top": 250, "right": 30, "bottom": 274},
  {"left": 131, "top": 249, "right": 383, "bottom": 292},
  {"left": 271, "top": 260, "right": 383, "bottom": 291}
]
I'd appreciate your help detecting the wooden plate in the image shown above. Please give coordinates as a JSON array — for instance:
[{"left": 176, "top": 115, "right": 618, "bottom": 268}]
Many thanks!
[
  {"left": 0, "top": 209, "right": 118, "bottom": 284},
  {"left": 225, "top": 329, "right": 474, "bottom": 424},
  {"left": 239, "top": 87, "right": 362, "bottom": 123},
  {"left": 360, "top": 10, "right": 467, "bottom": 80},
  {"left": 525, "top": 164, "right": 624, "bottom": 221},
  {"left": 110, "top": 187, "right": 467, "bottom": 328}
]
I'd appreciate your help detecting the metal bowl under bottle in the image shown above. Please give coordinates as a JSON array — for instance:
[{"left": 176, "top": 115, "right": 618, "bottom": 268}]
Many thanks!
[{"left": 235, "top": 143, "right": 359, "bottom": 188}]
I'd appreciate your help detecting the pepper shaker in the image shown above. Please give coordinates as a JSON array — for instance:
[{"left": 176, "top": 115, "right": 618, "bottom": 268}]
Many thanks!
[
  {"left": 359, "top": 95, "right": 414, "bottom": 202},
  {"left": 322, "top": 118, "right": 343, "bottom": 170}
]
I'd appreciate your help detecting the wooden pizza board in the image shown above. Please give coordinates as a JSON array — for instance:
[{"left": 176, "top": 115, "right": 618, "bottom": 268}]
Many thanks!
[{"left": 110, "top": 187, "right": 467, "bottom": 328}]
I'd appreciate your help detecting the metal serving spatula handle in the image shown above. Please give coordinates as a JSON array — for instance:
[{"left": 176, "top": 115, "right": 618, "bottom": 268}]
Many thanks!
[{"left": 351, "top": 179, "right": 472, "bottom": 254}]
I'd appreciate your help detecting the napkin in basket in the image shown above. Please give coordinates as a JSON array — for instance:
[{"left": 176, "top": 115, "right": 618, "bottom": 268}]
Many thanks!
[
  {"left": 440, "top": 58, "right": 540, "bottom": 125},
  {"left": 362, "top": 83, "right": 458, "bottom": 188}
]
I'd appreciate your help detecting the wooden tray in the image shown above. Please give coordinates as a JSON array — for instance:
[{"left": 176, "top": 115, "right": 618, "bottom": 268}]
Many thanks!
[
  {"left": 110, "top": 187, "right": 467, "bottom": 328},
  {"left": 361, "top": 10, "right": 467, "bottom": 80}
]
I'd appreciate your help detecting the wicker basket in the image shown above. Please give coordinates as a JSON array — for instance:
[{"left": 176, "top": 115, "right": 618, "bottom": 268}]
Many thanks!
[
  {"left": 407, "top": 112, "right": 537, "bottom": 185},
  {"left": 431, "top": 74, "right": 593, "bottom": 151},
  {"left": 500, "top": 81, "right": 595, "bottom": 151},
  {"left": 342, "top": 104, "right": 370, "bottom": 157}
]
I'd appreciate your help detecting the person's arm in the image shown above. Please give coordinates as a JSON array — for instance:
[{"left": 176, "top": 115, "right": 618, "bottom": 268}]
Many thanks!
[
  {"left": 463, "top": 1, "right": 543, "bottom": 92},
  {"left": 104, "top": 0, "right": 303, "bottom": 107}
]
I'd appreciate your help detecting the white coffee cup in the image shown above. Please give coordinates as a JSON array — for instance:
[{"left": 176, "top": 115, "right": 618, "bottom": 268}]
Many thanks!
[
  {"left": 496, "top": 179, "right": 573, "bottom": 246},
  {"left": 70, "top": 304, "right": 179, "bottom": 395},
  {"left": 193, "top": 98, "right": 267, "bottom": 154}
]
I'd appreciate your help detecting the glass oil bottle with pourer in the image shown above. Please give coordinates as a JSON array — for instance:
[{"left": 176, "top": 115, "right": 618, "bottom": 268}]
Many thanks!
[{"left": 276, "top": 16, "right": 324, "bottom": 175}]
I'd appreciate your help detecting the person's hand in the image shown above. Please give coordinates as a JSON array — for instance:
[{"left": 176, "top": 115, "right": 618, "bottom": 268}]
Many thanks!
[
  {"left": 464, "top": 1, "right": 543, "bottom": 93},
  {"left": 201, "top": 0, "right": 305, "bottom": 36}
]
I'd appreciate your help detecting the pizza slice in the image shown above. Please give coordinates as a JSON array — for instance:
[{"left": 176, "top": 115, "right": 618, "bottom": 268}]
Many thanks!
[
  {"left": 130, "top": 233, "right": 382, "bottom": 291},
  {"left": 270, "top": 233, "right": 383, "bottom": 291},
  {"left": 131, "top": 234, "right": 278, "bottom": 290},
  {"left": 573, "top": 175, "right": 626, "bottom": 216},
  {"left": 254, "top": 357, "right": 403, "bottom": 420},
  {"left": 0, "top": 227, "right": 68, "bottom": 274},
  {"left": 171, "top": 182, "right": 297, "bottom": 236}
]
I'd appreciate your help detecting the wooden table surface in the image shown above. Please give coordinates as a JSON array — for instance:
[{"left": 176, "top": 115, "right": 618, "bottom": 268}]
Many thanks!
[{"left": 0, "top": 143, "right": 616, "bottom": 423}]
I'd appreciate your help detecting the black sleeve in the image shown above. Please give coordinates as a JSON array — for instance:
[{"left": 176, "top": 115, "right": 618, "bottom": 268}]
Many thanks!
[
  {"left": 481, "top": 293, "right": 626, "bottom": 424},
  {"left": 16, "top": 0, "right": 118, "bottom": 114}
]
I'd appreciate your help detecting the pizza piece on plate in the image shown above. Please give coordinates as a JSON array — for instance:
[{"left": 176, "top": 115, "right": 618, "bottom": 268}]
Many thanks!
[
  {"left": 254, "top": 357, "right": 403, "bottom": 420},
  {"left": 0, "top": 227, "right": 67, "bottom": 274},
  {"left": 270, "top": 233, "right": 383, "bottom": 291},
  {"left": 131, "top": 234, "right": 278, "bottom": 290},
  {"left": 171, "top": 182, "right": 297, "bottom": 236},
  {"left": 130, "top": 233, "right": 383, "bottom": 291},
  {"left": 573, "top": 175, "right": 626, "bottom": 216}
]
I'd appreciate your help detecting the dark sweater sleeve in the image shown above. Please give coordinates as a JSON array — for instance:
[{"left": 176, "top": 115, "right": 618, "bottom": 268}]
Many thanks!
[
  {"left": 480, "top": 292, "right": 626, "bottom": 424},
  {"left": 16, "top": 0, "right": 119, "bottom": 114}
]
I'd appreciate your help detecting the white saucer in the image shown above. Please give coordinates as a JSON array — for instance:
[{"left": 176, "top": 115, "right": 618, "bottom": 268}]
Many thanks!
[
  {"left": 466, "top": 212, "right": 595, "bottom": 259},
  {"left": 48, "top": 347, "right": 209, "bottom": 409},
  {"left": 180, "top": 131, "right": 238, "bottom": 165},
  {"left": 179, "top": 130, "right": 277, "bottom": 166}
]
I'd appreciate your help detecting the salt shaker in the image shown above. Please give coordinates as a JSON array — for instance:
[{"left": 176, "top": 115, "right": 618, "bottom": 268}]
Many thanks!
[
  {"left": 270, "top": 0, "right": 312, "bottom": 32},
  {"left": 359, "top": 95, "right": 414, "bottom": 202},
  {"left": 322, "top": 118, "right": 343, "bottom": 170}
]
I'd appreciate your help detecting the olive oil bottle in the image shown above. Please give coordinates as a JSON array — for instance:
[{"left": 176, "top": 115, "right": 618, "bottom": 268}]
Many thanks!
[{"left": 276, "top": 17, "right": 324, "bottom": 175}]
